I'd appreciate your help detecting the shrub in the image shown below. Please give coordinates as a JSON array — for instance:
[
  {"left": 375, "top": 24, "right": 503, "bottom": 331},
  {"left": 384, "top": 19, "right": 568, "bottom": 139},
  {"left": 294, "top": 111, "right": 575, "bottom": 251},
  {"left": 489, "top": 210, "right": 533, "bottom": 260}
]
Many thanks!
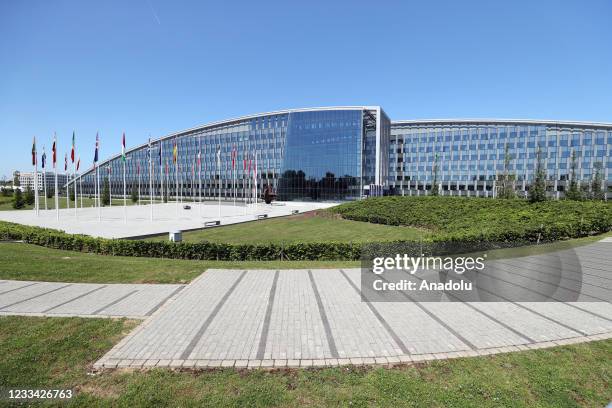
[
  {"left": 1, "top": 197, "right": 610, "bottom": 261},
  {"left": 24, "top": 187, "right": 35, "bottom": 206},
  {"left": 12, "top": 190, "right": 25, "bottom": 209}
]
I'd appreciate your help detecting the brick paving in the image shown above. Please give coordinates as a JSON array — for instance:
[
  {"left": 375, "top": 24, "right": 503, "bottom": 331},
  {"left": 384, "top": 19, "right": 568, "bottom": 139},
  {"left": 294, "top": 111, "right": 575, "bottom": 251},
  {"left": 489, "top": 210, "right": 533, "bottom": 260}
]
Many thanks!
[
  {"left": 95, "top": 241, "right": 612, "bottom": 369},
  {"left": 0, "top": 280, "right": 184, "bottom": 319}
]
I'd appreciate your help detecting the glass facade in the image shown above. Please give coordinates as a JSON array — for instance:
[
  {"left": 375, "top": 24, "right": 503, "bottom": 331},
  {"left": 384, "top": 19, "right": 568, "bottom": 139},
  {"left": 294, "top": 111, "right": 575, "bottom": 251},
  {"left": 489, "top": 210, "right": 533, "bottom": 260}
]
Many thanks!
[
  {"left": 74, "top": 107, "right": 384, "bottom": 202},
  {"left": 389, "top": 121, "right": 612, "bottom": 198},
  {"left": 278, "top": 110, "right": 363, "bottom": 201},
  {"left": 71, "top": 111, "right": 612, "bottom": 202}
]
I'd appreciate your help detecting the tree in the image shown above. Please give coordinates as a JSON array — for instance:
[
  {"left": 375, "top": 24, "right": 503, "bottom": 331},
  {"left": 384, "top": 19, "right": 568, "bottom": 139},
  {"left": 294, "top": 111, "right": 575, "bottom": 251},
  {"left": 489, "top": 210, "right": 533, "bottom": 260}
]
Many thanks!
[
  {"left": 12, "top": 189, "right": 25, "bottom": 209},
  {"left": 13, "top": 172, "right": 20, "bottom": 187},
  {"left": 24, "top": 186, "right": 35, "bottom": 206},
  {"left": 46, "top": 187, "right": 54, "bottom": 199},
  {"left": 131, "top": 183, "right": 139, "bottom": 203},
  {"left": 102, "top": 177, "right": 110, "bottom": 206},
  {"left": 591, "top": 162, "right": 605, "bottom": 201},
  {"left": 69, "top": 185, "right": 76, "bottom": 201},
  {"left": 528, "top": 145, "right": 546, "bottom": 203},
  {"left": 1, "top": 187, "right": 12, "bottom": 197},
  {"left": 565, "top": 150, "right": 582, "bottom": 200},
  {"left": 498, "top": 143, "right": 516, "bottom": 199},
  {"left": 430, "top": 154, "right": 440, "bottom": 196}
]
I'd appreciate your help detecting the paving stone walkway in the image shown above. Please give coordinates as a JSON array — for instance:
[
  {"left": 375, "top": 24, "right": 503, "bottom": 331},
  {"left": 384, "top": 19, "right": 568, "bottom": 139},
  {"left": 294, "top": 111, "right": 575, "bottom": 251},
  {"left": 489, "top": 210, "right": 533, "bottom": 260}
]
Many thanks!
[
  {"left": 94, "top": 241, "right": 612, "bottom": 369},
  {"left": 0, "top": 280, "right": 184, "bottom": 319}
]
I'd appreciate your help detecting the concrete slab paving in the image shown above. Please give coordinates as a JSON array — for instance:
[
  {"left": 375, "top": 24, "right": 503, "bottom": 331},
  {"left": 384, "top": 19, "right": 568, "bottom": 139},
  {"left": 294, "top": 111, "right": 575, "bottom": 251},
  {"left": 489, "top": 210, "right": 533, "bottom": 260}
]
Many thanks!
[
  {"left": 0, "top": 201, "right": 337, "bottom": 239},
  {"left": 96, "top": 240, "right": 612, "bottom": 369},
  {"left": 0, "top": 280, "right": 184, "bottom": 319}
]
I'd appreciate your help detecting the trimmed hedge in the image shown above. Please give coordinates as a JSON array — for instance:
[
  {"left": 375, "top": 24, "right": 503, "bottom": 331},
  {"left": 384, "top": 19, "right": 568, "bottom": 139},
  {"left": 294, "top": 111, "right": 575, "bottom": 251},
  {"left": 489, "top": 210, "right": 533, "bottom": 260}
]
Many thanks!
[
  {"left": 1, "top": 197, "right": 610, "bottom": 261},
  {"left": 0, "top": 221, "right": 362, "bottom": 261},
  {"left": 330, "top": 196, "right": 612, "bottom": 245}
]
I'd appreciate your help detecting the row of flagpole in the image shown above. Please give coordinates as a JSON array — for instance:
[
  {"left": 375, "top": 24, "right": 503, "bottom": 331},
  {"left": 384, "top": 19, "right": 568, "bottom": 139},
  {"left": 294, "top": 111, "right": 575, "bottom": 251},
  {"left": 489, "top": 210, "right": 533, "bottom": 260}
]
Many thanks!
[{"left": 30, "top": 133, "right": 265, "bottom": 222}]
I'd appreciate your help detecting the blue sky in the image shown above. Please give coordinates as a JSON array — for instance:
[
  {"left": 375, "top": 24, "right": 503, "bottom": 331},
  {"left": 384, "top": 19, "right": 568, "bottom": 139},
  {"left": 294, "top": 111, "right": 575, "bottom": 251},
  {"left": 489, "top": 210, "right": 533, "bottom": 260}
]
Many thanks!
[{"left": 1, "top": 0, "right": 611, "bottom": 178}]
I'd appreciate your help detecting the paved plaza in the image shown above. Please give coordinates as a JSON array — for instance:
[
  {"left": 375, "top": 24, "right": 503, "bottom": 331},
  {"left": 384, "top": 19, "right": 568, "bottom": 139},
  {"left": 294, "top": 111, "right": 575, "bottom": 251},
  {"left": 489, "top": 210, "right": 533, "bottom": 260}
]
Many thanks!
[
  {"left": 1, "top": 240, "right": 611, "bottom": 369},
  {"left": 93, "top": 240, "right": 612, "bottom": 369},
  {"left": 0, "top": 280, "right": 184, "bottom": 319},
  {"left": 0, "top": 201, "right": 337, "bottom": 239}
]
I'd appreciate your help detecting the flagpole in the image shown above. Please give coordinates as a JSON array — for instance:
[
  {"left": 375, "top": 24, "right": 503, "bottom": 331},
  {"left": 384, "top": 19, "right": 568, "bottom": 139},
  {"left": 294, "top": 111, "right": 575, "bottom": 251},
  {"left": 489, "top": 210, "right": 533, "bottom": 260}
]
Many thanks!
[
  {"left": 33, "top": 137, "right": 39, "bottom": 216},
  {"left": 65, "top": 155, "right": 69, "bottom": 211},
  {"left": 72, "top": 133, "right": 77, "bottom": 216},
  {"left": 122, "top": 133, "right": 127, "bottom": 223},
  {"left": 138, "top": 164, "right": 141, "bottom": 206},
  {"left": 254, "top": 150, "right": 258, "bottom": 209},
  {"left": 175, "top": 140, "right": 179, "bottom": 218},
  {"left": 217, "top": 146, "right": 221, "bottom": 219},
  {"left": 97, "top": 165, "right": 101, "bottom": 221},
  {"left": 150, "top": 153, "right": 153, "bottom": 221},
  {"left": 79, "top": 165, "right": 83, "bottom": 209},
  {"left": 54, "top": 134, "right": 59, "bottom": 221},
  {"left": 198, "top": 136, "right": 202, "bottom": 217},
  {"left": 123, "top": 156, "right": 127, "bottom": 223},
  {"left": 43, "top": 156, "right": 48, "bottom": 211},
  {"left": 160, "top": 142, "right": 163, "bottom": 207}
]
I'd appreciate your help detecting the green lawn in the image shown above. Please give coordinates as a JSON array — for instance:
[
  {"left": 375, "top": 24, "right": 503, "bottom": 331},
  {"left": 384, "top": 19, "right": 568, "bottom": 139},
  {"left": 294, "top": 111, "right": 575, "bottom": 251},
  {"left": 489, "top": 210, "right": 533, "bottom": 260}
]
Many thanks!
[
  {"left": 0, "top": 242, "right": 359, "bottom": 284},
  {"left": 1, "top": 316, "right": 610, "bottom": 407},
  {"left": 1, "top": 230, "right": 609, "bottom": 284},
  {"left": 147, "top": 211, "right": 428, "bottom": 244}
]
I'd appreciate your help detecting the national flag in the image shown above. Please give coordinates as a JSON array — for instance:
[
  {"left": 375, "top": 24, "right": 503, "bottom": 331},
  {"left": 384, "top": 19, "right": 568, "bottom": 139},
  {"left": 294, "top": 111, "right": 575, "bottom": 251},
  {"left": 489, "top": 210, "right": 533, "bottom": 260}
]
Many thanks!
[
  {"left": 71, "top": 131, "right": 75, "bottom": 163},
  {"left": 94, "top": 132, "right": 99, "bottom": 165},
  {"left": 147, "top": 138, "right": 152, "bottom": 162},
  {"left": 137, "top": 163, "right": 140, "bottom": 175},
  {"left": 52, "top": 135, "right": 57, "bottom": 168},
  {"left": 31, "top": 137, "right": 37, "bottom": 166},
  {"left": 76, "top": 157, "right": 80, "bottom": 171},
  {"left": 248, "top": 156, "right": 252, "bottom": 174},
  {"left": 197, "top": 150, "right": 201, "bottom": 168},
  {"left": 64, "top": 154, "right": 68, "bottom": 171},
  {"left": 165, "top": 159, "right": 168, "bottom": 174},
  {"left": 232, "top": 145, "right": 236, "bottom": 169},
  {"left": 243, "top": 153, "right": 247, "bottom": 171},
  {"left": 41, "top": 147, "right": 46, "bottom": 169},
  {"left": 172, "top": 140, "right": 178, "bottom": 164},
  {"left": 158, "top": 141, "right": 162, "bottom": 166},
  {"left": 121, "top": 132, "right": 126, "bottom": 161}
]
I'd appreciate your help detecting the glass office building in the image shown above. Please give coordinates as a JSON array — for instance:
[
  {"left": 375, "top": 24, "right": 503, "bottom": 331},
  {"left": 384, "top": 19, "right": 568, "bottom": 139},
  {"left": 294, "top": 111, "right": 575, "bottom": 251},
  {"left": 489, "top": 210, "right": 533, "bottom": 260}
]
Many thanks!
[
  {"left": 71, "top": 108, "right": 612, "bottom": 201},
  {"left": 390, "top": 119, "right": 612, "bottom": 198}
]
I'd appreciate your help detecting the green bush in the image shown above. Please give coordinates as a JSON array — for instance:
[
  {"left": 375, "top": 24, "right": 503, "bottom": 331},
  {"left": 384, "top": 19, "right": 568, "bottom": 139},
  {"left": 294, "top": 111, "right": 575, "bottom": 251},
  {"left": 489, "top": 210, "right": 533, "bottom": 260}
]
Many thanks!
[
  {"left": 0, "top": 221, "right": 362, "bottom": 261},
  {"left": 12, "top": 190, "right": 25, "bottom": 209},
  {"left": 1, "top": 197, "right": 610, "bottom": 261},
  {"left": 330, "top": 196, "right": 611, "bottom": 245}
]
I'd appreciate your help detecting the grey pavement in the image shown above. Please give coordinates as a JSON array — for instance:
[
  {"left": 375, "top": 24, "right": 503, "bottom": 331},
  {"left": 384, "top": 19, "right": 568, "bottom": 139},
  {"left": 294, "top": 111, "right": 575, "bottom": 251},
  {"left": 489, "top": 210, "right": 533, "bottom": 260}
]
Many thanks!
[
  {"left": 0, "top": 201, "right": 337, "bottom": 238},
  {"left": 95, "top": 240, "right": 612, "bottom": 369},
  {"left": 0, "top": 280, "right": 184, "bottom": 319}
]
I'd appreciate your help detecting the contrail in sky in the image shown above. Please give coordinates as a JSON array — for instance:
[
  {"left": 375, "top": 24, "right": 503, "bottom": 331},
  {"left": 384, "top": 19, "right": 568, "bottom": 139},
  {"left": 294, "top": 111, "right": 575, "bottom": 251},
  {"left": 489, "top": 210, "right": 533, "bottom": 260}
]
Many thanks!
[{"left": 147, "top": 0, "right": 161, "bottom": 25}]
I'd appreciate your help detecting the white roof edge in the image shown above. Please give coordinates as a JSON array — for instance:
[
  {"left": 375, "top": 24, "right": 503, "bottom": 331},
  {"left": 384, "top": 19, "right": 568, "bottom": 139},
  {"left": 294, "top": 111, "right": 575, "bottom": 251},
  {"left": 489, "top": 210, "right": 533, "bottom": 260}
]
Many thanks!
[{"left": 391, "top": 118, "right": 612, "bottom": 127}]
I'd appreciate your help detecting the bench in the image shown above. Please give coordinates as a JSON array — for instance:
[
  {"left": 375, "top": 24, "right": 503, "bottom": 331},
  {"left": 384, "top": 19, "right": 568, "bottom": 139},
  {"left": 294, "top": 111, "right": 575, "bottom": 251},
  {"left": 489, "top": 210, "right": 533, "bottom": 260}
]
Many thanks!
[
  {"left": 256, "top": 214, "right": 268, "bottom": 220},
  {"left": 204, "top": 220, "right": 221, "bottom": 227}
]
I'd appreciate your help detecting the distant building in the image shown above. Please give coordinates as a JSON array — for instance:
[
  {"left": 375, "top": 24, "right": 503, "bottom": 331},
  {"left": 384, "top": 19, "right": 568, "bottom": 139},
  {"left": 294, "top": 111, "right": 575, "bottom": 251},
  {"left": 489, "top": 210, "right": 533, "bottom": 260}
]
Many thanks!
[{"left": 15, "top": 171, "right": 68, "bottom": 192}]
